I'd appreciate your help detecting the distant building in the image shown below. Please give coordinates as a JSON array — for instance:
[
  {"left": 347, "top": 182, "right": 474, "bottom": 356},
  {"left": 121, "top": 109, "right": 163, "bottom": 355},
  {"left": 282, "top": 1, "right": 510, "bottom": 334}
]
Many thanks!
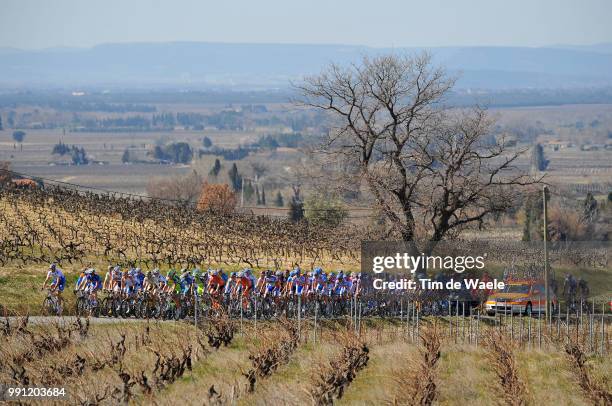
[{"left": 546, "top": 140, "right": 571, "bottom": 151}]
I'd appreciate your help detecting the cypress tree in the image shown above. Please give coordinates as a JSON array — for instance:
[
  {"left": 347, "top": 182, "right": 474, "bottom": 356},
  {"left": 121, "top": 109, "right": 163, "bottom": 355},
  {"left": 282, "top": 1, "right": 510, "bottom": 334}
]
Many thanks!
[{"left": 275, "top": 191, "right": 284, "bottom": 207}]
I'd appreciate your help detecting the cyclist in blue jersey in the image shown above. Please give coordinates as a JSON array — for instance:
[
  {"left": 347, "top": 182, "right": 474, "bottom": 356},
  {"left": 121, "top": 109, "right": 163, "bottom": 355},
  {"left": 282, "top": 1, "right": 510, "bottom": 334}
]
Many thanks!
[
  {"left": 76, "top": 268, "right": 102, "bottom": 307},
  {"left": 42, "top": 263, "right": 66, "bottom": 310},
  {"left": 132, "top": 268, "right": 145, "bottom": 292},
  {"left": 179, "top": 268, "right": 194, "bottom": 295}
]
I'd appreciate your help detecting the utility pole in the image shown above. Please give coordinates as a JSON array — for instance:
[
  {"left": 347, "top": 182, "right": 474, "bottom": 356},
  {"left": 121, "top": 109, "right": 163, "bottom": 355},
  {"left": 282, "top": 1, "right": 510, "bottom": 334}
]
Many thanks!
[{"left": 543, "top": 185, "right": 550, "bottom": 324}]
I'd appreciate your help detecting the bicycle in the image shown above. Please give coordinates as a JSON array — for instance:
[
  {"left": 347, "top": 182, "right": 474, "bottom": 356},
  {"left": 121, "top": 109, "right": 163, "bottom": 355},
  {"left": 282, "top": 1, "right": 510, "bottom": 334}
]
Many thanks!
[
  {"left": 75, "top": 289, "right": 100, "bottom": 317},
  {"left": 41, "top": 288, "right": 63, "bottom": 316}
]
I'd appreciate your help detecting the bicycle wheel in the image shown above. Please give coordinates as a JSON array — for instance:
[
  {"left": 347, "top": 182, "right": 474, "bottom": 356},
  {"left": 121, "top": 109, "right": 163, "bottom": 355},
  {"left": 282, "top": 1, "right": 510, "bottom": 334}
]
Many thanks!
[
  {"left": 76, "top": 297, "right": 88, "bottom": 317},
  {"left": 120, "top": 299, "right": 132, "bottom": 318},
  {"left": 41, "top": 296, "right": 55, "bottom": 316},
  {"left": 100, "top": 297, "right": 112, "bottom": 317},
  {"left": 90, "top": 300, "right": 100, "bottom": 318}
]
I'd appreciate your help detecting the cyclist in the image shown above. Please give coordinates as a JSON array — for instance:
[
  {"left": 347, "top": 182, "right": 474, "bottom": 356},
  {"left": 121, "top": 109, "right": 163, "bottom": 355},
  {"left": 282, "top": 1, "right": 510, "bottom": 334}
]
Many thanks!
[
  {"left": 293, "top": 268, "right": 308, "bottom": 296},
  {"left": 238, "top": 269, "right": 256, "bottom": 296},
  {"left": 233, "top": 270, "right": 255, "bottom": 310},
  {"left": 312, "top": 268, "right": 327, "bottom": 295},
  {"left": 192, "top": 268, "right": 206, "bottom": 296},
  {"left": 577, "top": 277, "right": 590, "bottom": 302},
  {"left": 155, "top": 269, "right": 168, "bottom": 291},
  {"left": 326, "top": 272, "right": 337, "bottom": 296},
  {"left": 102, "top": 265, "right": 114, "bottom": 291},
  {"left": 143, "top": 270, "right": 159, "bottom": 293},
  {"left": 334, "top": 272, "right": 350, "bottom": 296},
  {"left": 219, "top": 269, "right": 228, "bottom": 285},
  {"left": 75, "top": 267, "right": 88, "bottom": 291},
  {"left": 208, "top": 269, "right": 226, "bottom": 295},
  {"left": 166, "top": 269, "right": 181, "bottom": 294},
  {"left": 42, "top": 263, "right": 66, "bottom": 311},
  {"left": 77, "top": 268, "right": 102, "bottom": 308},
  {"left": 225, "top": 272, "right": 238, "bottom": 298},
  {"left": 256, "top": 270, "right": 270, "bottom": 295},
  {"left": 109, "top": 265, "right": 123, "bottom": 292},
  {"left": 132, "top": 268, "right": 145, "bottom": 292},
  {"left": 261, "top": 270, "right": 278, "bottom": 298},
  {"left": 179, "top": 268, "right": 194, "bottom": 295},
  {"left": 562, "top": 273, "right": 577, "bottom": 309},
  {"left": 122, "top": 268, "right": 135, "bottom": 296},
  {"left": 284, "top": 269, "right": 296, "bottom": 296},
  {"left": 272, "top": 271, "right": 284, "bottom": 297}
]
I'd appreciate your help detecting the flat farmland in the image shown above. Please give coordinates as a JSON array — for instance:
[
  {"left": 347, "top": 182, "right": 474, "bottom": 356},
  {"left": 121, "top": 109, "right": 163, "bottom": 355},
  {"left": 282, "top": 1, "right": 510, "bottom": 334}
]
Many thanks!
[{"left": 0, "top": 128, "right": 263, "bottom": 194}]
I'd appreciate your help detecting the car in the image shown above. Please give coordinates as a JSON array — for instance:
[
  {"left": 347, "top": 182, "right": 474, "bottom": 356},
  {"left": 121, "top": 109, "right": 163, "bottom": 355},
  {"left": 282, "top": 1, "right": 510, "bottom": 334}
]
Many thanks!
[{"left": 485, "top": 279, "right": 557, "bottom": 316}]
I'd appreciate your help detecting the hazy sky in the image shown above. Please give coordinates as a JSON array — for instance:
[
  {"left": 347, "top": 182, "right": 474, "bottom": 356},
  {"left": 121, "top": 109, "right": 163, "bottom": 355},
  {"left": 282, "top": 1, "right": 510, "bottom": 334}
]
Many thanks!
[{"left": 1, "top": 0, "right": 611, "bottom": 49}]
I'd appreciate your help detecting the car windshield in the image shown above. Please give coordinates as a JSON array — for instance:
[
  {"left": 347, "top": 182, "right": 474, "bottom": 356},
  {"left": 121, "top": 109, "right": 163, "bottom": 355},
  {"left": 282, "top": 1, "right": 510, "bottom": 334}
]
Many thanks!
[{"left": 503, "top": 284, "right": 530, "bottom": 294}]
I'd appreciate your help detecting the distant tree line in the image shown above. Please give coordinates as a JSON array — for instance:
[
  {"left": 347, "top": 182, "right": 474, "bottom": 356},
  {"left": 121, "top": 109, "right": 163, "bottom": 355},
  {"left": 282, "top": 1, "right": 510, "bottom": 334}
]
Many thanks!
[
  {"left": 199, "top": 146, "right": 251, "bottom": 161},
  {"left": 255, "top": 133, "right": 304, "bottom": 149},
  {"left": 51, "top": 141, "right": 89, "bottom": 165},
  {"left": 152, "top": 142, "right": 193, "bottom": 164},
  {"left": 49, "top": 101, "right": 156, "bottom": 113}
]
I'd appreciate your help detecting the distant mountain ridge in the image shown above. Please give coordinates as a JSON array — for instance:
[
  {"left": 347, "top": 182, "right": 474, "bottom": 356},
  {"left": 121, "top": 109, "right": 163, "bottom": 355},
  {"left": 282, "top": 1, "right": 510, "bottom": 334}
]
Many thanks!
[{"left": 1, "top": 42, "right": 612, "bottom": 89}]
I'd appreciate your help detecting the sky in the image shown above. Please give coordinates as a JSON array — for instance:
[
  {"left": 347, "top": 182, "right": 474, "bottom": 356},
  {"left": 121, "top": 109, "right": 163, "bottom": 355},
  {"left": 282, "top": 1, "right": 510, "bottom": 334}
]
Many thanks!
[{"left": 0, "top": 0, "right": 611, "bottom": 50}]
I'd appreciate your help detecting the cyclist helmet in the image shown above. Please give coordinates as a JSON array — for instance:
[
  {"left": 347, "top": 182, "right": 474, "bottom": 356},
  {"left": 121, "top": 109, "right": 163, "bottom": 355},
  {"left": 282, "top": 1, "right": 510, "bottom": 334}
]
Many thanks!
[
  {"left": 230, "top": 272, "right": 237, "bottom": 278},
  {"left": 49, "top": 263, "right": 57, "bottom": 271},
  {"left": 167, "top": 269, "right": 177, "bottom": 279},
  {"left": 237, "top": 271, "right": 244, "bottom": 278},
  {"left": 275, "top": 270, "right": 283, "bottom": 277},
  {"left": 152, "top": 268, "right": 160, "bottom": 275},
  {"left": 210, "top": 269, "right": 219, "bottom": 276},
  {"left": 314, "top": 267, "right": 322, "bottom": 275},
  {"left": 146, "top": 270, "right": 152, "bottom": 277},
  {"left": 192, "top": 268, "right": 202, "bottom": 278},
  {"left": 329, "top": 272, "right": 336, "bottom": 278}
]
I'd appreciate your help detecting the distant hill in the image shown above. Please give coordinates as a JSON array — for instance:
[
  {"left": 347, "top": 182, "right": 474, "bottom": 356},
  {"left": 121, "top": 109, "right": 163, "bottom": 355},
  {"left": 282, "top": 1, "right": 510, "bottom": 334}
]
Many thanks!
[{"left": 1, "top": 42, "right": 612, "bottom": 89}]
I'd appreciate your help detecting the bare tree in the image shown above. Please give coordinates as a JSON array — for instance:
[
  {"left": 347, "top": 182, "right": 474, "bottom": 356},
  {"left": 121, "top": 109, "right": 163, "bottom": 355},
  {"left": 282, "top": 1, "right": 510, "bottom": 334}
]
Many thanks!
[
  {"left": 298, "top": 53, "right": 538, "bottom": 256},
  {"left": 250, "top": 162, "right": 268, "bottom": 180},
  {"left": 146, "top": 170, "right": 203, "bottom": 204}
]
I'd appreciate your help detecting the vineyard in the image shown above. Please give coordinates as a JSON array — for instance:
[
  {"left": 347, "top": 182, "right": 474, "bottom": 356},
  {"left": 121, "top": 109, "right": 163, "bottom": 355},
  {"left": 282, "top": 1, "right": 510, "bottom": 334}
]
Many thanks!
[
  {"left": 0, "top": 315, "right": 610, "bottom": 405},
  {"left": 0, "top": 186, "right": 361, "bottom": 270}
]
